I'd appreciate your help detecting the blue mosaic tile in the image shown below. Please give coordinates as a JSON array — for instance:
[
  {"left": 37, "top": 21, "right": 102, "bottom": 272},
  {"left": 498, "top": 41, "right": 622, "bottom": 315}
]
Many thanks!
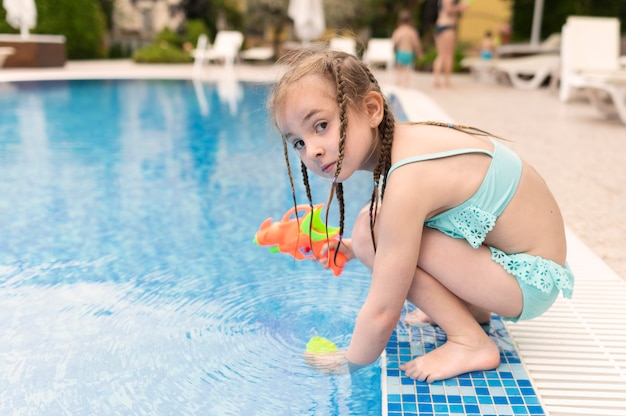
[{"left": 384, "top": 304, "right": 546, "bottom": 416}]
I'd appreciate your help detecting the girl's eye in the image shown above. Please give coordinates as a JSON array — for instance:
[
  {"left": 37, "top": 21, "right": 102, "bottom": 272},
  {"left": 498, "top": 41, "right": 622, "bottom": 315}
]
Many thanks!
[
  {"left": 292, "top": 139, "right": 305, "bottom": 150},
  {"left": 315, "top": 121, "right": 327, "bottom": 134}
]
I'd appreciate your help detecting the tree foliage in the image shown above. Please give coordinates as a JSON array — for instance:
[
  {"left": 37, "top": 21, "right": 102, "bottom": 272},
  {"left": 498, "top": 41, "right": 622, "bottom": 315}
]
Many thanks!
[
  {"left": 0, "top": 0, "right": 107, "bottom": 59},
  {"left": 508, "top": 0, "right": 626, "bottom": 42}
]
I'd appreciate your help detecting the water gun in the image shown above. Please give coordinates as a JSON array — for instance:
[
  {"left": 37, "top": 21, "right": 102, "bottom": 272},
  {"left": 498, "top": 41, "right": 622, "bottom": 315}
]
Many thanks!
[{"left": 254, "top": 204, "right": 347, "bottom": 276}]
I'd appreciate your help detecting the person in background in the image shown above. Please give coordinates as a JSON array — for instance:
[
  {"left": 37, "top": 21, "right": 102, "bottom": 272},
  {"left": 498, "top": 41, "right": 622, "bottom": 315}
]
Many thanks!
[
  {"left": 480, "top": 30, "right": 495, "bottom": 60},
  {"left": 391, "top": 9, "right": 424, "bottom": 87},
  {"left": 432, "top": 0, "right": 470, "bottom": 87}
]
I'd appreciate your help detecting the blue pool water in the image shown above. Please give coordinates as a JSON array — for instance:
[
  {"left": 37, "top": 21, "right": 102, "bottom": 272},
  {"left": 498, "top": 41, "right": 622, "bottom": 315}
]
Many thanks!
[{"left": 0, "top": 79, "right": 380, "bottom": 415}]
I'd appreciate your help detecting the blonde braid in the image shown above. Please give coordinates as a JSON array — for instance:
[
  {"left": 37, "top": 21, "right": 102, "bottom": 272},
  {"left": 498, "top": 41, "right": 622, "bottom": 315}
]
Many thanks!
[
  {"left": 281, "top": 135, "right": 299, "bottom": 211},
  {"left": 325, "top": 56, "right": 349, "bottom": 254},
  {"left": 415, "top": 121, "right": 507, "bottom": 141},
  {"left": 362, "top": 66, "right": 396, "bottom": 251}
]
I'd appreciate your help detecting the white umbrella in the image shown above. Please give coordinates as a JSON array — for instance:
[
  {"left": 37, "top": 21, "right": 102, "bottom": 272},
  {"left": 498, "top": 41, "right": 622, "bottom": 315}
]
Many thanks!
[
  {"left": 288, "top": 0, "right": 325, "bottom": 43},
  {"left": 3, "top": 0, "right": 37, "bottom": 39}
]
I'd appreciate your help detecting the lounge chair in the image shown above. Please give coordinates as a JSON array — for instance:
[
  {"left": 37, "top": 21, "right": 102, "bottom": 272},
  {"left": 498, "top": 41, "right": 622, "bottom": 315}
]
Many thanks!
[
  {"left": 559, "top": 16, "right": 623, "bottom": 103},
  {"left": 461, "top": 54, "right": 560, "bottom": 89},
  {"left": 578, "top": 71, "right": 626, "bottom": 124},
  {"left": 362, "top": 38, "right": 394, "bottom": 70},
  {"left": 496, "top": 33, "right": 561, "bottom": 58},
  {"left": 239, "top": 46, "right": 274, "bottom": 63},
  {"left": 329, "top": 37, "right": 357, "bottom": 56},
  {"left": 192, "top": 31, "right": 244, "bottom": 74}
]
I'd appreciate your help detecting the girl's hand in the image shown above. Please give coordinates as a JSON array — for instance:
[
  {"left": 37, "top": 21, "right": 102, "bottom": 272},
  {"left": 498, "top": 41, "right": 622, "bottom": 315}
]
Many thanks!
[
  {"left": 318, "top": 238, "right": 355, "bottom": 270},
  {"left": 303, "top": 350, "right": 350, "bottom": 375}
]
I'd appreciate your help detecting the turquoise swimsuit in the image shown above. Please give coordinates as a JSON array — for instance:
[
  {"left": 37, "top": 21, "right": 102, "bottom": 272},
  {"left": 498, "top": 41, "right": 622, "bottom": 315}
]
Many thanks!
[
  {"left": 387, "top": 137, "right": 574, "bottom": 321},
  {"left": 395, "top": 50, "right": 415, "bottom": 67}
]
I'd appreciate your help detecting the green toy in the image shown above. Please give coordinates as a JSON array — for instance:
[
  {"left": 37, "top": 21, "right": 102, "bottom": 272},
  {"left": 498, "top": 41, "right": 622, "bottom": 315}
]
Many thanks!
[{"left": 306, "top": 336, "right": 338, "bottom": 354}]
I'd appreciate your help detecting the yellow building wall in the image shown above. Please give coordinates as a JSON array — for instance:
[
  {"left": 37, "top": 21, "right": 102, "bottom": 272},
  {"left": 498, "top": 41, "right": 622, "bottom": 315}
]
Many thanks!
[{"left": 457, "top": 0, "right": 512, "bottom": 49}]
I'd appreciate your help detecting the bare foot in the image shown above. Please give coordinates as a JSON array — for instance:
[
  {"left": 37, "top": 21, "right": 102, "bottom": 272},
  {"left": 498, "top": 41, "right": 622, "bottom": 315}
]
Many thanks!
[
  {"left": 403, "top": 309, "right": 433, "bottom": 326},
  {"left": 399, "top": 334, "right": 500, "bottom": 383}
]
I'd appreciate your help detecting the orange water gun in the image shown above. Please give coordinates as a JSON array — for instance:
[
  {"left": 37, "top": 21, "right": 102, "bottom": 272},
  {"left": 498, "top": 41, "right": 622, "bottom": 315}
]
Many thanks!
[{"left": 254, "top": 204, "right": 347, "bottom": 276}]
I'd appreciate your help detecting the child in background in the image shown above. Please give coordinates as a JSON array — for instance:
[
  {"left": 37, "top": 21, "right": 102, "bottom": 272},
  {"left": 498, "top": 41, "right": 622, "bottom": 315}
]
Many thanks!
[
  {"left": 391, "top": 9, "right": 423, "bottom": 87},
  {"left": 480, "top": 30, "right": 495, "bottom": 59},
  {"left": 268, "top": 47, "right": 574, "bottom": 382}
]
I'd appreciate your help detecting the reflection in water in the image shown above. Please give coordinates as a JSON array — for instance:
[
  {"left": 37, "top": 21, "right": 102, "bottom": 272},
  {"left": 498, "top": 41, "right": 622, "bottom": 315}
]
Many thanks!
[{"left": 0, "top": 80, "right": 379, "bottom": 414}]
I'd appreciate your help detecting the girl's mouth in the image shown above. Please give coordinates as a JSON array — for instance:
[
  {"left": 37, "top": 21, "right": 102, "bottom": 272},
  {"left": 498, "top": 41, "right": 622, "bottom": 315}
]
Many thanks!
[{"left": 321, "top": 162, "right": 335, "bottom": 175}]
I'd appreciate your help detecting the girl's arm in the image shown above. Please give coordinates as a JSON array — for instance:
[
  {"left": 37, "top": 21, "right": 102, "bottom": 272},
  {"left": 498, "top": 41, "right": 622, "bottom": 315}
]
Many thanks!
[{"left": 345, "top": 165, "right": 442, "bottom": 366}]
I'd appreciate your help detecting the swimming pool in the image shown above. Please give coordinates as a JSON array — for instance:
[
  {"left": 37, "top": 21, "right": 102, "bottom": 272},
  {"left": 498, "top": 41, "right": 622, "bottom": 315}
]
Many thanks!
[{"left": 0, "top": 79, "right": 381, "bottom": 414}]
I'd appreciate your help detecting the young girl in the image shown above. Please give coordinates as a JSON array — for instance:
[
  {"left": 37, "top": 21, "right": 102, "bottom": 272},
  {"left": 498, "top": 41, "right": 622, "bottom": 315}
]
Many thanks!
[{"left": 268, "top": 47, "right": 574, "bottom": 383}]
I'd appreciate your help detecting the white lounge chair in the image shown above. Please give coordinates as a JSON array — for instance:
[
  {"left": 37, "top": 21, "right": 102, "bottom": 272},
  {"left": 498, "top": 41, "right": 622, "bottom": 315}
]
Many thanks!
[
  {"left": 559, "top": 16, "right": 623, "bottom": 103},
  {"left": 192, "top": 31, "right": 244, "bottom": 75},
  {"left": 496, "top": 33, "right": 561, "bottom": 58},
  {"left": 495, "top": 54, "right": 560, "bottom": 89},
  {"left": 578, "top": 71, "right": 626, "bottom": 124},
  {"left": 363, "top": 38, "right": 394, "bottom": 70},
  {"left": 461, "top": 54, "right": 560, "bottom": 89},
  {"left": 239, "top": 46, "right": 274, "bottom": 62},
  {"left": 329, "top": 37, "right": 357, "bottom": 56}
]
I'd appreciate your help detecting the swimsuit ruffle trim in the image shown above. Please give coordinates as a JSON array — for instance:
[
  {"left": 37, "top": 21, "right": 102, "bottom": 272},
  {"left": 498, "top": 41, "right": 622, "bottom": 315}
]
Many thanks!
[
  {"left": 449, "top": 205, "right": 496, "bottom": 249},
  {"left": 490, "top": 247, "right": 574, "bottom": 298}
]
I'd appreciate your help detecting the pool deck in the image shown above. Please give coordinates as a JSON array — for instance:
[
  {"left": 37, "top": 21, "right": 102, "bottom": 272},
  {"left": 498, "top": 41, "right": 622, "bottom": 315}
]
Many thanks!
[{"left": 2, "top": 60, "right": 625, "bottom": 415}]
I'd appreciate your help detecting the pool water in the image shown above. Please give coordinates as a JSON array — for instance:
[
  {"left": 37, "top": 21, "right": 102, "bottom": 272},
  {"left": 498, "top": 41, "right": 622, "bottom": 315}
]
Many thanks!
[{"left": 0, "top": 79, "right": 380, "bottom": 415}]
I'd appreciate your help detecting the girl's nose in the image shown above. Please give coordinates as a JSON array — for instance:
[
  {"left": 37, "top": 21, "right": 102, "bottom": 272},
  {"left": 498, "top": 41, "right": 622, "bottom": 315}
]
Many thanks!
[{"left": 307, "top": 143, "right": 324, "bottom": 159}]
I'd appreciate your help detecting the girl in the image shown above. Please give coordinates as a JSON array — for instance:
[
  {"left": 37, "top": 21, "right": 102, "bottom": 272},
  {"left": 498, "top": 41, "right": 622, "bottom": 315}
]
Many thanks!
[{"left": 268, "top": 48, "right": 574, "bottom": 383}]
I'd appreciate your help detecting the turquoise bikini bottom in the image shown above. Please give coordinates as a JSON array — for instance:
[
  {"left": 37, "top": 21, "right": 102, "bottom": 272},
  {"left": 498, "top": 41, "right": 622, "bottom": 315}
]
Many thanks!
[{"left": 489, "top": 247, "right": 575, "bottom": 322}]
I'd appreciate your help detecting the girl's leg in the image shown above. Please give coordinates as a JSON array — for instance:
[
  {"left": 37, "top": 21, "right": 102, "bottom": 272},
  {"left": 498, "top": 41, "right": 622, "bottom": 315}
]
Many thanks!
[
  {"left": 351, "top": 209, "right": 523, "bottom": 382},
  {"left": 404, "top": 302, "right": 491, "bottom": 326},
  {"left": 399, "top": 228, "right": 523, "bottom": 382},
  {"left": 352, "top": 206, "right": 511, "bottom": 326},
  {"left": 400, "top": 265, "right": 501, "bottom": 382}
]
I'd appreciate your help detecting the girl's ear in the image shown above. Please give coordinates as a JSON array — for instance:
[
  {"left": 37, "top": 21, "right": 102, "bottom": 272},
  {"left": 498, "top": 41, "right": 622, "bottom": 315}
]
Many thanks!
[{"left": 363, "top": 91, "right": 384, "bottom": 127}]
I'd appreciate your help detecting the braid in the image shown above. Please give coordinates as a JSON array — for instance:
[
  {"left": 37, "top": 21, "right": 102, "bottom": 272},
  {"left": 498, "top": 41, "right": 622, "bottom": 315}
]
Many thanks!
[
  {"left": 415, "top": 121, "right": 507, "bottom": 141},
  {"left": 300, "top": 160, "right": 313, "bottom": 206},
  {"left": 362, "top": 65, "right": 396, "bottom": 252},
  {"left": 333, "top": 60, "right": 348, "bottom": 182},
  {"left": 281, "top": 135, "right": 299, "bottom": 211},
  {"left": 324, "top": 56, "right": 349, "bottom": 256},
  {"left": 333, "top": 182, "right": 345, "bottom": 268}
]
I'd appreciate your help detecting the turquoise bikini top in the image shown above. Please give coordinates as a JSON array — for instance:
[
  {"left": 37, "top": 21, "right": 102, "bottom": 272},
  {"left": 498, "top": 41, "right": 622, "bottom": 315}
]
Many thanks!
[{"left": 386, "top": 137, "right": 522, "bottom": 249}]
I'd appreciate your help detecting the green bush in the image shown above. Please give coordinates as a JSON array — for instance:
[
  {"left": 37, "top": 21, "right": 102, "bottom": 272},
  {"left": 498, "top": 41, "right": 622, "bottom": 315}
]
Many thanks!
[
  {"left": 155, "top": 28, "right": 184, "bottom": 49},
  {"left": 0, "top": 0, "right": 107, "bottom": 59},
  {"left": 183, "top": 19, "right": 210, "bottom": 47},
  {"left": 132, "top": 42, "right": 193, "bottom": 64}
]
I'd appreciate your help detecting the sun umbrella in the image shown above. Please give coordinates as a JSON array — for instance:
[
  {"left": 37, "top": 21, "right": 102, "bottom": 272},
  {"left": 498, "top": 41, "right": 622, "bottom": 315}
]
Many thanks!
[
  {"left": 3, "top": 0, "right": 37, "bottom": 39},
  {"left": 288, "top": 0, "right": 325, "bottom": 43}
]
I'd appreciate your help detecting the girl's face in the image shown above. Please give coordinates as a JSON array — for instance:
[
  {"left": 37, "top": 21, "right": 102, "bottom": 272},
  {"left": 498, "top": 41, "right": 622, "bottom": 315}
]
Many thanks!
[{"left": 276, "top": 74, "right": 382, "bottom": 183}]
